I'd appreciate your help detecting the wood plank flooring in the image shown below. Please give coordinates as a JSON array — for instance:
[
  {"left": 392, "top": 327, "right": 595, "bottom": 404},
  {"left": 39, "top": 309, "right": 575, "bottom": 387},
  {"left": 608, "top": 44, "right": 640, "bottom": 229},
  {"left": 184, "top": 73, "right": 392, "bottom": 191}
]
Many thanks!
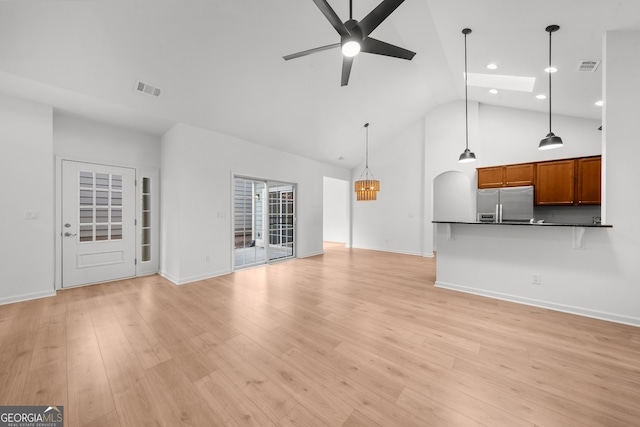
[{"left": 2, "top": 242, "right": 640, "bottom": 426}]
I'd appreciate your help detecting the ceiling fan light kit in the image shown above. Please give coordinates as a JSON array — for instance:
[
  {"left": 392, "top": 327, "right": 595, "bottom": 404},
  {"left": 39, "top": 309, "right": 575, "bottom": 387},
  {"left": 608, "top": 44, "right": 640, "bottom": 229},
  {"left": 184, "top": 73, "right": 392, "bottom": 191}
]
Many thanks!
[{"left": 284, "top": 0, "right": 416, "bottom": 86}]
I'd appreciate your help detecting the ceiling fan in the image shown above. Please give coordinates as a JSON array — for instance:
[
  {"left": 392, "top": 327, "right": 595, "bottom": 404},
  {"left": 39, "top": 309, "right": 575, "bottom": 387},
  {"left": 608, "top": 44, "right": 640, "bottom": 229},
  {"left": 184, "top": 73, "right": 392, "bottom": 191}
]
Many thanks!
[{"left": 283, "top": 0, "right": 416, "bottom": 86}]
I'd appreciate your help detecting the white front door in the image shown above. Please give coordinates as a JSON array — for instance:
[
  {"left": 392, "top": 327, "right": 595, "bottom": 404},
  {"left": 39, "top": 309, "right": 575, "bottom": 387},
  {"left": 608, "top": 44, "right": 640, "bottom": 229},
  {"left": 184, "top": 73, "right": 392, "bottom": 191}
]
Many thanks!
[{"left": 62, "top": 160, "right": 136, "bottom": 287}]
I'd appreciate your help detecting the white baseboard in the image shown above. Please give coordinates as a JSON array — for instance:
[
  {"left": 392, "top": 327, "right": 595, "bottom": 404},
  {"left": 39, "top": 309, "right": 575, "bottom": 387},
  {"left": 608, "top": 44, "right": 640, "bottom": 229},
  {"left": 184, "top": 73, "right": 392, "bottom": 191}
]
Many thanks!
[
  {"left": 352, "top": 245, "right": 422, "bottom": 257},
  {"left": 160, "top": 269, "right": 231, "bottom": 286},
  {"left": 0, "top": 290, "right": 57, "bottom": 306},
  {"left": 435, "top": 281, "right": 640, "bottom": 328}
]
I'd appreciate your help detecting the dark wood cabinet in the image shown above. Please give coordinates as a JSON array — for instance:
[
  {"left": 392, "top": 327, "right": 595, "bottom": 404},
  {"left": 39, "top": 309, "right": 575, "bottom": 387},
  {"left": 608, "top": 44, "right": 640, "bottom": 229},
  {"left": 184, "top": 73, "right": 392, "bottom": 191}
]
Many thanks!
[
  {"left": 535, "top": 159, "right": 576, "bottom": 205},
  {"left": 477, "top": 163, "right": 534, "bottom": 188},
  {"left": 576, "top": 157, "right": 601, "bottom": 205},
  {"left": 478, "top": 156, "right": 601, "bottom": 206},
  {"left": 505, "top": 163, "right": 535, "bottom": 187},
  {"left": 477, "top": 166, "right": 505, "bottom": 188}
]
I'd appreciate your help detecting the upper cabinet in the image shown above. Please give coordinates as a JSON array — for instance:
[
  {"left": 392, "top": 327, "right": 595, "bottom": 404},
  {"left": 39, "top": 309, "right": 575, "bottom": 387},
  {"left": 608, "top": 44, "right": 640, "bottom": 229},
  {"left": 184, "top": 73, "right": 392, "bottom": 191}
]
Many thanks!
[
  {"left": 477, "top": 155, "right": 601, "bottom": 206},
  {"left": 505, "top": 163, "right": 536, "bottom": 187},
  {"left": 477, "top": 163, "right": 535, "bottom": 188},
  {"left": 535, "top": 159, "right": 576, "bottom": 205},
  {"left": 477, "top": 166, "right": 505, "bottom": 188},
  {"left": 576, "top": 157, "right": 602, "bottom": 205}
]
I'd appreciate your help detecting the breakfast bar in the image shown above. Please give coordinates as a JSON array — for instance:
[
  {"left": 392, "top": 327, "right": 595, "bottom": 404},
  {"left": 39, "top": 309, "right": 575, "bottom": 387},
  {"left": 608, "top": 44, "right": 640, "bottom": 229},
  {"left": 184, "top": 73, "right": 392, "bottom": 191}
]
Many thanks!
[{"left": 430, "top": 219, "right": 635, "bottom": 325}]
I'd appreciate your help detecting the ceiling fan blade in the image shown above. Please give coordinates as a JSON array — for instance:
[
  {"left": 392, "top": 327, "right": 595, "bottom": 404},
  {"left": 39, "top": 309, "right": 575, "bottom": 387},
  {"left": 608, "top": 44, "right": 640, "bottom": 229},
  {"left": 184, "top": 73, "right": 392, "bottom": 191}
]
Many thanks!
[
  {"left": 358, "top": 0, "right": 405, "bottom": 37},
  {"left": 283, "top": 43, "right": 340, "bottom": 60},
  {"left": 341, "top": 56, "right": 354, "bottom": 86},
  {"left": 312, "top": 0, "right": 350, "bottom": 37},
  {"left": 361, "top": 37, "right": 415, "bottom": 60}
]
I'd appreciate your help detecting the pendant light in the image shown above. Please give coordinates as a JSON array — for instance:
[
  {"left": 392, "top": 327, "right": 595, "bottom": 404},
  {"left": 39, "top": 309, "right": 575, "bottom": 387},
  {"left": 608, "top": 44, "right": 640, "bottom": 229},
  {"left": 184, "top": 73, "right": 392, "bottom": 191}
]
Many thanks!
[
  {"left": 539, "top": 25, "right": 563, "bottom": 150},
  {"left": 354, "top": 123, "right": 380, "bottom": 201},
  {"left": 459, "top": 28, "right": 477, "bottom": 163}
]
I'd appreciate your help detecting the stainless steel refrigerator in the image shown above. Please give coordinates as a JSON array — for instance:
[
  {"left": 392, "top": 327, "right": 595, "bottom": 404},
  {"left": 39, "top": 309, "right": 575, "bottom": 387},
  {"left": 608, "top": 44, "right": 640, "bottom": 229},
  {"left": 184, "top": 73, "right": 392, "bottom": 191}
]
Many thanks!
[{"left": 476, "top": 185, "right": 534, "bottom": 223}]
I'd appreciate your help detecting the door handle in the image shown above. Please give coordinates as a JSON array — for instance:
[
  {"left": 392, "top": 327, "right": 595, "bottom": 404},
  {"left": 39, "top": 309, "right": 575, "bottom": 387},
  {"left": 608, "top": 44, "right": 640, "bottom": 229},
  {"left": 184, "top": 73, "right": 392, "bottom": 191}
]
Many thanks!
[{"left": 64, "top": 232, "right": 77, "bottom": 237}]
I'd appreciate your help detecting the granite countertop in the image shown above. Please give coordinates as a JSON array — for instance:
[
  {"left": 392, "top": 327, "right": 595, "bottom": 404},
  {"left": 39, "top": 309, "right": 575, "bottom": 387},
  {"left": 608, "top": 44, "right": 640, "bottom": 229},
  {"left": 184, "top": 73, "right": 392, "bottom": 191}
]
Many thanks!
[{"left": 432, "top": 220, "right": 612, "bottom": 228}]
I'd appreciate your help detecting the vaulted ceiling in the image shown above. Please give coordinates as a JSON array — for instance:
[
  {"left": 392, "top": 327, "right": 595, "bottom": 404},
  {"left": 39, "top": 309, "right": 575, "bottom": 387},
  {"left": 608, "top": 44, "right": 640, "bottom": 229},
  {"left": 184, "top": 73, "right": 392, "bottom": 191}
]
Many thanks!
[{"left": 0, "top": 0, "right": 639, "bottom": 168}]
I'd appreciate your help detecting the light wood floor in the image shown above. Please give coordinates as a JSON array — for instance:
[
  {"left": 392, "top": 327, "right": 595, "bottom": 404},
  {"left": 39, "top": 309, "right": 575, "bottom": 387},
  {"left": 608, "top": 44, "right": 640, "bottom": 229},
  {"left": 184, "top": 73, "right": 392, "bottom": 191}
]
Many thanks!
[{"left": 1, "top": 242, "right": 640, "bottom": 426}]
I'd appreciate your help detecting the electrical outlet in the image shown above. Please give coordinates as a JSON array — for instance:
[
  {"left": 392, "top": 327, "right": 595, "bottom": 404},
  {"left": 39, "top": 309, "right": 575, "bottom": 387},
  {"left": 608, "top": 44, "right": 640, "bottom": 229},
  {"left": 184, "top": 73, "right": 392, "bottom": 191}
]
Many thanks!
[{"left": 531, "top": 273, "right": 542, "bottom": 285}]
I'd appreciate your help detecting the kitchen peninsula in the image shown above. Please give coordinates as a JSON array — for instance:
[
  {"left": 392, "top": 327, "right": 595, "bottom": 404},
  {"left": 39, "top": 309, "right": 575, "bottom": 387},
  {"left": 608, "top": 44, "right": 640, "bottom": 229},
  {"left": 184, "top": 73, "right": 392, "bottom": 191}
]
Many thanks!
[
  {"left": 431, "top": 152, "right": 630, "bottom": 325},
  {"left": 431, "top": 219, "right": 627, "bottom": 325}
]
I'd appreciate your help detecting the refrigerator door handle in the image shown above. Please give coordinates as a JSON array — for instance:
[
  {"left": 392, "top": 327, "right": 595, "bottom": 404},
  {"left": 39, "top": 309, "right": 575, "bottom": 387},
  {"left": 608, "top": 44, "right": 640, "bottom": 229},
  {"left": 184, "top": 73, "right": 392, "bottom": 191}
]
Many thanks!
[
  {"left": 499, "top": 204, "right": 503, "bottom": 223},
  {"left": 495, "top": 204, "right": 500, "bottom": 223}
]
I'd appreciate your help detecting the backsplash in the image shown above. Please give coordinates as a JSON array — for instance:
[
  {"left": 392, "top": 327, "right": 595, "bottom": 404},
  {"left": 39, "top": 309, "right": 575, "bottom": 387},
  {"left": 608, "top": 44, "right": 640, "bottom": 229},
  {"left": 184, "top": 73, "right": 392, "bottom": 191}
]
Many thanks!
[{"left": 534, "top": 205, "right": 601, "bottom": 224}]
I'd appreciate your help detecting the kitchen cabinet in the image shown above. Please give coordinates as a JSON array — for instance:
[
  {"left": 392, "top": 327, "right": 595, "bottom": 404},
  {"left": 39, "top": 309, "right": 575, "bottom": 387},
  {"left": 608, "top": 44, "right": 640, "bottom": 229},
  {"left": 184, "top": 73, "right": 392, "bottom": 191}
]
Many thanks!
[
  {"left": 478, "top": 156, "right": 601, "bottom": 206},
  {"left": 477, "top": 163, "right": 534, "bottom": 188},
  {"left": 505, "top": 163, "right": 535, "bottom": 187},
  {"left": 535, "top": 159, "right": 576, "bottom": 205},
  {"left": 477, "top": 166, "right": 504, "bottom": 188},
  {"left": 576, "top": 157, "right": 601, "bottom": 205}
]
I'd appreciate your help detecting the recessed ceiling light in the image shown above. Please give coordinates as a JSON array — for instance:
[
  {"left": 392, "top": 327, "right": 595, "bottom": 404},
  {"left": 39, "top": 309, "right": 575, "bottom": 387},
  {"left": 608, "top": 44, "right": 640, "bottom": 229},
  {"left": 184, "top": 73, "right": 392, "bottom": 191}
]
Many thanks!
[
  {"left": 489, "top": 89, "right": 498, "bottom": 94},
  {"left": 595, "top": 100, "right": 603, "bottom": 107},
  {"left": 536, "top": 94, "right": 547, "bottom": 99},
  {"left": 544, "top": 67, "right": 558, "bottom": 73},
  {"left": 487, "top": 63, "right": 498, "bottom": 70}
]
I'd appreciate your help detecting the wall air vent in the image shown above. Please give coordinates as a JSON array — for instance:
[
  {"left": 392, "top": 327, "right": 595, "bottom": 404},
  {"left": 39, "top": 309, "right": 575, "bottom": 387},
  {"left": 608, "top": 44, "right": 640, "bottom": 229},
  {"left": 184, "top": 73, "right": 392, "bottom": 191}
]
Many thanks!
[
  {"left": 576, "top": 60, "right": 601, "bottom": 72},
  {"left": 135, "top": 80, "right": 162, "bottom": 97}
]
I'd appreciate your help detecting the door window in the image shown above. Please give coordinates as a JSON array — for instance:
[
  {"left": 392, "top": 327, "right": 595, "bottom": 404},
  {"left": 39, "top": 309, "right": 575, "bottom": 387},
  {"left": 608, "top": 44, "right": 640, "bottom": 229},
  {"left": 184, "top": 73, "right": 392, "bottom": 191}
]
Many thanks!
[{"left": 77, "top": 171, "right": 124, "bottom": 242}]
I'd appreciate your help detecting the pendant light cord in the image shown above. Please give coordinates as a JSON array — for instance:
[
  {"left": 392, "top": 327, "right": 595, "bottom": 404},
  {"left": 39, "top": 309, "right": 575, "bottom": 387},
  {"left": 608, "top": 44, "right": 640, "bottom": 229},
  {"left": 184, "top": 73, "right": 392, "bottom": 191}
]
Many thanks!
[
  {"left": 358, "top": 123, "right": 375, "bottom": 181},
  {"left": 464, "top": 30, "right": 469, "bottom": 150},
  {"left": 548, "top": 28, "right": 552, "bottom": 134},
  {"left": 349, "top": 0, "right": 353, "bottom": 20}
]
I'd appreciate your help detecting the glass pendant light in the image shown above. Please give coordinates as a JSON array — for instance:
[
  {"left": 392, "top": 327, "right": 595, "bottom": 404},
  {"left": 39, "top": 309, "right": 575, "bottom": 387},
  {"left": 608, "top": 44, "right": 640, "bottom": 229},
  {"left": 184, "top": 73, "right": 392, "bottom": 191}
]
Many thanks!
[
  {"left": 459, "top": 28, "right": 477, "bottom": 163},
  {"left": 539, "top": 25, "right": 563, "bottom": 150}
]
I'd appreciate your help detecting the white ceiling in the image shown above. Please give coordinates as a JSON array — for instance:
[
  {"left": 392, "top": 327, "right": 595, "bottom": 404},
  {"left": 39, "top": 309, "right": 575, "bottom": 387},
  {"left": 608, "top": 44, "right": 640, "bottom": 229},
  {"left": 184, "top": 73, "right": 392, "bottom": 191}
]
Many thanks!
[{"left": 0, "top": 0, "right": 639, "bottom": 168}]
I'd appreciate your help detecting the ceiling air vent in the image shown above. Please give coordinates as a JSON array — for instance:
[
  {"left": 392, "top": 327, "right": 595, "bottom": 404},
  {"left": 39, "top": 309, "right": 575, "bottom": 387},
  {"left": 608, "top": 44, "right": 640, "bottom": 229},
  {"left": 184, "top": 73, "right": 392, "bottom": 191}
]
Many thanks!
[
  {"left": 135, "top": 80, "right": 162, "bottom": 97},
  {"left": 576, "top": 60, "right": 601, "bottom": 72}
]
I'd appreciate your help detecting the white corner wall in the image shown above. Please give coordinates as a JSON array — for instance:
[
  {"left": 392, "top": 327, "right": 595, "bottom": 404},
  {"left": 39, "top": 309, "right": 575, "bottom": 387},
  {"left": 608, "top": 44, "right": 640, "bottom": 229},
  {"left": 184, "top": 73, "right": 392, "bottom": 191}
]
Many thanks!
[
  {"left": 322, "top": 176, "right": 349, "bottom": 244},
  {"left": 0, "top": 93, "right": 55, "bottom": 304},
  {"left": 351, "top": 121, "right": 425, "bottom": 255},
  {"left": 160, "top": 123, "right": 350, "bottom": 285}
]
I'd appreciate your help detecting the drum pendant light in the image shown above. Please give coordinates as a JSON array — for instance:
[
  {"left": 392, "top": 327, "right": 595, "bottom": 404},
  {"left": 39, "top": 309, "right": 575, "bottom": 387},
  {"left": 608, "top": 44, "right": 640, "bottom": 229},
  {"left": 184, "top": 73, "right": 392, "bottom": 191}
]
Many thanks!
[
  {"left": 354, "top": 123, "right": 380, "bottom": 201},
  {"left": 539, "top": 25, "right": 563, "bottom": 150},
  {"left": 459, "top": 28, "right": 477, "bottom": 163}
]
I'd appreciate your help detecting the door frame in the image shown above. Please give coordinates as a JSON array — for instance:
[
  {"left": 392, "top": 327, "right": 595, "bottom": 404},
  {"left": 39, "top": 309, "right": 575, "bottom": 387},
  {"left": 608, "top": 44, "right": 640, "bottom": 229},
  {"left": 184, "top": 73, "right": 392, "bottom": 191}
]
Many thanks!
[
  {"left": 231, "top": 174, "right": 297, "bottom": 271},
  {"left": 54, "top": 156, "right": 160, "bottom": 290}
]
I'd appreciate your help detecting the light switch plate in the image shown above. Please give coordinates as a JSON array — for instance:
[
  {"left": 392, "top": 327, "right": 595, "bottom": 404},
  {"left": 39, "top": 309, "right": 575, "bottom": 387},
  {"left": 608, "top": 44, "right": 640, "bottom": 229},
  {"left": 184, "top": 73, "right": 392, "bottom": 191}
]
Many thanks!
[{"left": 24, "top": 210, "right": 39, "bottom": 220}]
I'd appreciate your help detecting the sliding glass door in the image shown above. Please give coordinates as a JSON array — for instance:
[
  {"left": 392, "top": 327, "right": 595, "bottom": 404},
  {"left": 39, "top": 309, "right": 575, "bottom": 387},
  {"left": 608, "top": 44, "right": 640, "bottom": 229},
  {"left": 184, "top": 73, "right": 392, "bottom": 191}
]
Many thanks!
[{"left": 233, "top": 177, "right": 296, "bottom": 269}]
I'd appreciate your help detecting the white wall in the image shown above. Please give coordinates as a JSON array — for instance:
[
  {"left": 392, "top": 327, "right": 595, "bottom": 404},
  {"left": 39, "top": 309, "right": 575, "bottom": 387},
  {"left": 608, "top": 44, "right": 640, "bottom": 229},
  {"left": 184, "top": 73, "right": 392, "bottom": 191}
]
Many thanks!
[
  {"left": 161, "top": 123, "right": 350, "bottom": 284},
  {"left": 423, "top": 100, "right": 480, "bottom": 256},
  {"left": 434, "top": 31, "right": 640, "bottom": 326},
  {"left": 322, "top": 176, "right": 349, "bottom": 244},
  {"left": 433, "top": 171, "right": 473, "bottom": 222},
  {"left": 351, "top": 121, "right": 425, "bottom": 255},
  {"left": 53, "top": 112, "right": 161, "bottom": 168},
  {"left": 0, "top": 93, "right": 55, "bottom": 304}
]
